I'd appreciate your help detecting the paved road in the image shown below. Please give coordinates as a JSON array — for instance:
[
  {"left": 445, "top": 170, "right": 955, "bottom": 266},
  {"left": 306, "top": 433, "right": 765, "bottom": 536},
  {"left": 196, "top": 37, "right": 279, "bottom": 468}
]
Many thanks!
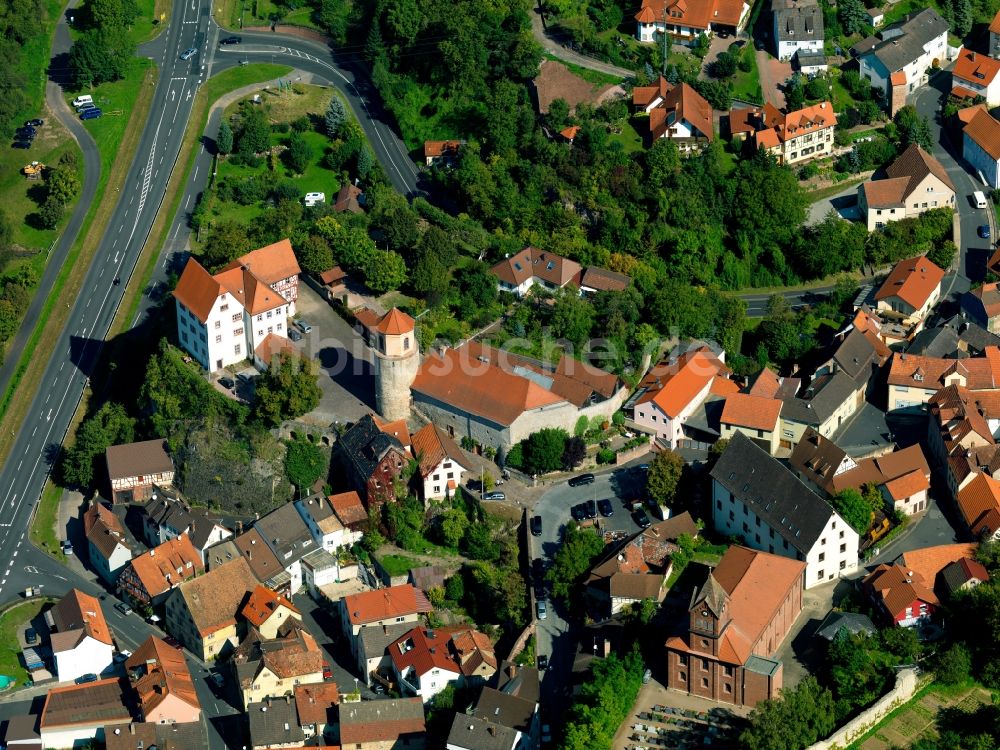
[{"left": 529, "top": 6, "right": 633, "bottom": 79}]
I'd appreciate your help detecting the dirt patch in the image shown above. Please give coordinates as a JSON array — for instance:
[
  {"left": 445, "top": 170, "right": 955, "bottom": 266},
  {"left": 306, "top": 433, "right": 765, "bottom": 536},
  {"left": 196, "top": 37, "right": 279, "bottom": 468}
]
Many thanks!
[{"left": 225, "top": 83, "right": 336, "bottom": 124}]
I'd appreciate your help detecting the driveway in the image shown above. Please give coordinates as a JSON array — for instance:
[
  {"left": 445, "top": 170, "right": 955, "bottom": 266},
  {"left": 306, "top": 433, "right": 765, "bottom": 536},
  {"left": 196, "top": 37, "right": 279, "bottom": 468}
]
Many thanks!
[
  {"left": 755, "top": 49, "right": 790, "bottom": 107},
  {"left": 772, "top": 577, "right": 848, "bottom": 689},
  {"left": 291, "top": 283, "right": 375, "bottom": 426},
  {"left": 807, "top": 182, "right": 865, "bottom": 225}
]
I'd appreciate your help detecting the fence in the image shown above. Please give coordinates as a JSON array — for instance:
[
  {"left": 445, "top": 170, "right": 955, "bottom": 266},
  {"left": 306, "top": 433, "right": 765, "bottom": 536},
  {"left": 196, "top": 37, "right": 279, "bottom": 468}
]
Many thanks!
[{"left": 805, "top": 668, "right": 921, "bottom": 750}]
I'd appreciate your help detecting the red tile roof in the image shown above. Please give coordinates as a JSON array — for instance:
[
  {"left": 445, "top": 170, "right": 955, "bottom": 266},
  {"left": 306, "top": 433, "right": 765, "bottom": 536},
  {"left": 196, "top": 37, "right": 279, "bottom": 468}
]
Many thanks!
[
  {"left": 883, "top": 469, "right": 930, "bottom": 501},
  {"left": 990, "top": 8, "right": 1000, "bottom": 34},
  {"left": 756, "top": 101, "right": 837, "bottom": 148},
  {"left": 294, "top": 682, "right": 340, "bottom": 727},
  {"left": 411, "top": 423, "right": 469, "bottom": 479},
  {"left": 126, "top": 534, "right": 203, "bottom": 599},
  {"left": 888, "top": 349, "right": 1000, "bottom": 389},
  {"left": 319, "top": 266, "right": 346, "bottom": 285},
  {"left": 964, "top": 109, "right": 1000, "bottom": 161},
  {"left": 50, "top": 588, "right": 114, "bottom": 649},
  {"left": 634, "top": 0, "right": 745, "bottom": 30},
  {"left": 874, "top": 255, "right": 944, "bottom": 310},
  {"left": 233, "top": 239, "right": 300, "bottom": 285},
  {"left": 424, "top": 140, "right": 464, "bottom": 160},
  {"left": 957, "top": 472, "right": 1000, "bottom": 537},
  {"left": 490, "top": 246, "right": 583, "bottom": 289},
  {"left": 40, "top": 679, "right": 131, "bottom": 730},
  {"left": 953, "top": 51, "right": 1000, "bottom": 90},
  {"left": 340, "top": 697, "right": 425, "bottom": 744},
  {"left": 645, "top": 80, "right": 714, "bottom": 142},
  {"left": 173, "top": 258, "right": 222, "bottom": 323},
  {"left": 901, "top": 543, "right": 979, "bottom": 586},
  {"left": 389, "top": 626, "right": 464, "bottom": 679},
  {"left": 375, "top": 307, "right": 414, "bottom": 335},
  {"left": 967, "top": 281, "right": 1000, "bottom": 318},
  {"left": 720, "top": 393, "right": 782, "bottom": 431},
  {"left": 126, "top": 636, "right": 201, "bottom": 718},
  {"left": 343, "top": 584, "right": 432, "bottom": 626},
  {"left": 254, "top": 333, "right": 297, "bottom": 365},
  {"left": 638, "top": 349, "right": 728, "bottom": 418},
  {"left": 241, "top": 584, "right": 299, "bottom": 628},
  {"left": 329, "top": 491, "right": 367, "bottom": 526},
  {"left": 863, "top": 563, "right": 938, "bottom": 620}
]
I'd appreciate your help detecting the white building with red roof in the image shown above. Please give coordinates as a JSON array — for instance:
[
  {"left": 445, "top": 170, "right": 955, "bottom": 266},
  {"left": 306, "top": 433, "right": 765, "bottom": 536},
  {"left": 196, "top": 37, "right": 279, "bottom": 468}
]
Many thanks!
[
  {"left": 411, "top": 423, "right": 472, "bottom": 500},
  {"left": 874, "top": 255, "right": 944, "bottom": 327},
  {"left": 389, "top": 626, "right": 496, "bottom": 702},
  {"left": 632, "top": 78, "right": 713, "bottom": 150},
  {"left": 634, "top": 0, "right": 750, "bottom": 44},
  {"left": 632, "top": 347, "right": 735, "bottom": 448},
  {"left": 172, "top": 239, "right": 301, "bottom": 373},
  {"left": 489, "top": 246, "right": 582, "bottom": 297},
  {"left": 46, "top": 589, "right": 115, "bottom": 682},
  {"left": 952, "top": 50, "right": 1000, "bottom": 105},
  {"left": 751, "top": 101, "right": 837, "bottom": 165}
]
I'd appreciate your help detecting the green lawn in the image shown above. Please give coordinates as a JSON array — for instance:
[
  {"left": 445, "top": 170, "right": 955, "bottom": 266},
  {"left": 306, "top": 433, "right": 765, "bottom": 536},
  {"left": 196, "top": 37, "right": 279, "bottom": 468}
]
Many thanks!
[
  {"left": 377, "top": 554, "right": 423, "bottom": 578},
  {"left": 30, "top": 482, "right": 65, "bottom": 560},
  {"left": 729, "top": 44, "right": 763, "bottom": 104},
  {"left": 609, "top": 117, "right": 645, "bottom": 153},
  {"left": 0, "top": 599, "right": 49, "bottom": 688},
  {"left": 217, "top": 0, "right": 322, "bottom": 30}
]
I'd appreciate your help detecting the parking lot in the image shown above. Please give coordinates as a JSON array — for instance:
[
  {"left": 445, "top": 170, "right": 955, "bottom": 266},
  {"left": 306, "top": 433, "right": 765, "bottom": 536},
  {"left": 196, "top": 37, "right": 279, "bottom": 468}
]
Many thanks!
[{"left": 289, "top": 283, "right": 376, "bottom": 426}]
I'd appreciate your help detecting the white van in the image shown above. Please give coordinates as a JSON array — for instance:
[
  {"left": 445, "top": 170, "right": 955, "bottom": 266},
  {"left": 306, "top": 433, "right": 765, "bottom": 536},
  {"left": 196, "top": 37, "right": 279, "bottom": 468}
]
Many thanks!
[
  {"left": 72, "top": 95, "right": 93, "bottom": 108},
  {"left": 303, "top": 192, "right": 325, "bottom": 207},
  {"left": 974, "top": 190, "right": 988, "bottom": 209}
]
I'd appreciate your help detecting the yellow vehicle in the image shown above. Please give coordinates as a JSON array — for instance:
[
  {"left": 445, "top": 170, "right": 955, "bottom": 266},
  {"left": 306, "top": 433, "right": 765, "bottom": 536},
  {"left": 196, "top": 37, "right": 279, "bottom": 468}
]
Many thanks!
[{"left": 22, "top": 161, "right": 45, "bottom": 179}]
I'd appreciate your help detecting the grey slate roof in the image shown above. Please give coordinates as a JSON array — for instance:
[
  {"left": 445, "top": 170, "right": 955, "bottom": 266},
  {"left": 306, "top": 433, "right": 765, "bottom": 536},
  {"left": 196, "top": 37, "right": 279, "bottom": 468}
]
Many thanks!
[
  {"left": 339, "top": 414, "right": 406, "bottom": 485},
  {"left": 710, "top": 433, "right": 839, "bottom": 554},
  {"left": 815, "top": 611, "right": 876, "bottom": 641},
  {"left": 253, "top": 501, "right": 316, "bottom": 564},
  {"left": 774, "top": 2, "right": 823, "bottom": 43},
  {"left": 851, "top": 8, "right": 949, "bottom": 73},
  {"left": 780, "top": 370, "right": 863, "bottom": 425},
  {"left": 247, "top": 697, "right": 305, "bottom": 747},
  {"left": 104, "top": 721, "right": 206, "bottom": 750},
  {"left": 797, "top": 50, "right": 827, "bottom": 66},
  {"left": 359, "top": 622, "right": 414, "bottom": 663},
  {"left": 447, "top": 714, "right": 520, "bottom": 750},
  {"left": 475, "top": 688, "right": 536, "bottom": 733},
  {"left": 909, "top": 314, "right": 1000, "bottom": 358},
  {"left": 833, "top": 328, "right": 879, "bottom": 379}
]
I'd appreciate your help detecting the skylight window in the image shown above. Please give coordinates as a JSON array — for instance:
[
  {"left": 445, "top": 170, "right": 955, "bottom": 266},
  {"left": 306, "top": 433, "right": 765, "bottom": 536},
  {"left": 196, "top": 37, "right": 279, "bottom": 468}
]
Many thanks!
[{"left": 513, "top": 262, "right": 523, "bottom": 271}]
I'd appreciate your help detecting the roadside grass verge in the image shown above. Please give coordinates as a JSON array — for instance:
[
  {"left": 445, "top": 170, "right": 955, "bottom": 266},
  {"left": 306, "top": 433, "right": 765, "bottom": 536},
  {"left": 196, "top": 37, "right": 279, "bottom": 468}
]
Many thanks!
[
  {"left": 0, "top": 61, "right": 158, "bottom": 465},
  {"left": 116, "top": 63, "right": 291, "bottom": 331},
  {"left": 217, "top": 0, "right": 322, "bottom": 30},
  {"left": 29, "top": 482, "right": 65, "bottom": 560},
  {"left": 0, "top": 599, "right": 51, "bottom": 687}
]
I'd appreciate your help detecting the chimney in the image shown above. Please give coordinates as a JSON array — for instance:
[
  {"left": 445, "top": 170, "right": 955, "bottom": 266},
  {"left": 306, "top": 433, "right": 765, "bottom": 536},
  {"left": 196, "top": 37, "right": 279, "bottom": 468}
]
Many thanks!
[
  {"left": 129, "top": 723, "right": 135, "bottom": 735},
  {"left": 150, "top": 549, "right": 155, "bottom": 556}
]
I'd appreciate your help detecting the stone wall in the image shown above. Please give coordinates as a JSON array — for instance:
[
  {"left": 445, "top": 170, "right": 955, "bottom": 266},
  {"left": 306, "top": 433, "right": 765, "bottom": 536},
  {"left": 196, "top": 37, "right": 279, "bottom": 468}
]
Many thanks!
[
  {"left": 615, "top": 443, "right": 651, "bottom": 465},
  {"left": 806, "top": 668, "right": 920, "bottom": 750},
  {"left": 374, "top": 351, "right": 419, "bottom": 421}
]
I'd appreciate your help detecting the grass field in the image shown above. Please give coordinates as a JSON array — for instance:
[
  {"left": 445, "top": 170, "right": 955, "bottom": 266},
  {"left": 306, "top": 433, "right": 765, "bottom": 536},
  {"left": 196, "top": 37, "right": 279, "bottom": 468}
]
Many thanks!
[
  {"left": 730, "top": 44, "right": 763, "bottom": 104},
  {"left": 377, "top": 554, "right": 423, "bottom": 578},
  {"left": 30, "top": 482, "right": 64, "bottom": 560},
  {"left": 217, "top": 0, "right": 321, "bottom": 30},
  {"left": 609, "top": 117, "right": 645, "bottom": 153},
  {"left": 0, "top": 599, "right": 49, "bottom": 687}
]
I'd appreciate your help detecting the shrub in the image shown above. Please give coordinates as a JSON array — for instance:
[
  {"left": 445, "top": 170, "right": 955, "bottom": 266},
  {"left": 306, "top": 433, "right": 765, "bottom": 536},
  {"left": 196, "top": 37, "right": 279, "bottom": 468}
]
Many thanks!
[{"left": 596, "top": 447, "right": 615, "bottom": 464}]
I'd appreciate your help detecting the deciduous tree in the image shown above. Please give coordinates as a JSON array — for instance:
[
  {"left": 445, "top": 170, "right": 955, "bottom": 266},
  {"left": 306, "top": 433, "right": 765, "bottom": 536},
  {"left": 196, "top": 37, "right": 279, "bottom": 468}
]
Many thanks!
[{"left": 647, "top": 449, "right": 684, "bottom": 506}]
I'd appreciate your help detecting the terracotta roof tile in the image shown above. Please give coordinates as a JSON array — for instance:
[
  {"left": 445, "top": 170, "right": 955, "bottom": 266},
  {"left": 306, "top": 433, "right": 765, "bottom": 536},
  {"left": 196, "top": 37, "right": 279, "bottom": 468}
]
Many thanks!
[
  {"left": 40, "top": 679, "right": 131, "bottom": 730},
  {"left": 634, "top": 0, "right": 744, "bottom": 30},
  {"left": 424, "top": 140, "right": 463, "bottom": 160},
  {"left": 957, "top": 472, "right": 1000, "bottom": 536},
  {"left": 233, "top": 528, "right": 285, "bottom": 582},
  {"left": 233, "top": 239, "right": 300, "bottom": 286},
  {"left": 888, "top": 349, "right": 1000, "bottom": 389},
  {"left": 294, "top": 683, "right": 339, "bottom": 727},
  {"left": 319, "top": 266, "right": 346, "bottom": 285},
  {"left": 646, "top": 80, "right": 714, "bottom": 142},
  {"left": 968, "top": 281, "right": 1000, "bottom": 318},
  {"left": 372, "top": 414, "right": 412, "bottom": 448},
  {"left": 50, "top": 588, "right": 114, "bottom": 649},
  {"left": 863, "top": 563, "right": 938, "bottom": 620},
  {"left": 173, "top": 557, "right": 258, "bottom": 636},
  {"left": 875, "top": 255, "right": 944, "bottom": 310},
  {"left": 720, "top": 393, "right": 782, "bottom": 431},
  {"left": 862, "top": 176, "right": 910, "bottom": 209},
  {"left": 411, "top": 423, "right": 469, "bottom": 479},
  {"left": 991, "top": 8, "right": 1000, "bottom": 34},
  {"left": 340, "top": 697, "right": 425, "bottom": 744},
  {"left": 84, "top": 503, "right": 131, "bottom": 562},
  {"left": 954, "top": 51, "right": 1000, "bottom": 90},
  {"left": 241, "top": 584, "right": 299, "bottom": 628},
  {"left": 254, "top": 333, "right": 297, "bottom": 365},
  {"left": 638, "top": 349, "right": 729, "bottom": 418},
  {"left": 126, "top": 636, "right": 201, "bottom": 718},
  {"left": 490, "top": 246, "right": 582, "bottom": 289},
  {"left": 375, "top": 307, "right": 414, "bottom": 335},
  {"left": 173, "top": 258, "right": 222, "bottom": 323},
  {"left": 900, "top": 543, "right": 979, "bottom": 586},
  {"left": 883, "top": 469, "right": 930, "bottom": 501},
  {"left": 343, "top": 584, "right": 432, "bottom": 626},
  {"left": 964, "top": 109, "right": 1000, "bottom": 161},
  {"left": 124, "top": 535, "right": 203, "bottom": 599},
  {"left": 891, "top": 70, "right": 908, "bottom": 86},
  {"left": 105, "top": 439, "right": 173, "bottom": 481},
  {"left": 580, "top": 266, "right": 630, "bottom": 292},
  {"left": 329, "top": 491, "right": 367, "bottom": 526}
]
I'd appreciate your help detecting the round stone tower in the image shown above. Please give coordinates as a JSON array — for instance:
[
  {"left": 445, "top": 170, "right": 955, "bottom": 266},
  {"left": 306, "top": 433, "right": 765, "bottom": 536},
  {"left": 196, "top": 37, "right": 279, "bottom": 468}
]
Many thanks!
[{"left": 371, "top": 307, "right": 419, "bottom": 422}]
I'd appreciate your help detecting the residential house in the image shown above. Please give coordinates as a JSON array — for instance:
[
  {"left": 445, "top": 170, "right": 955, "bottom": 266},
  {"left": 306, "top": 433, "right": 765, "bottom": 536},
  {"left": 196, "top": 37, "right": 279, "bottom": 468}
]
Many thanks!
[
  {"left": 579, "top": 266, "right": 631, "bottom": 294},
  {"left": 104, "top": 721, "right": 207, "bottom": 750},
  {"left": 530, "top": 59, "right": 624, "bottom": 115},
  {"left": 337, "top": 413, "right": 410, "bottom": 509},
  {"left": 862, "top": 564, "right": 939, "bottom": 627},
  {"left": 796, "top": 50, "right": 828, "bottom": 74},
  {"left": 909, "top": 313, "right": 1000, "bottom": 358},
  {"left": 125, "top": 636, "right": 201, "bottom": 723},
  {"left": 746, "top": 101, "right": 837, "bottom": 165},
  {"left": 39, "top": 680, "right": 132, "bottom": 749},
  {"left": 253, "top": 501, "right": 318, "bottom": 595},
  {"left": 634, "top": 0, "right": 751, "bottom": 44},
  {"left": 411, "top": 423, "right": 472, "bottom": 501},
  {"left": 296, "top": 493, "right": 361, "bottom": 555},
  {"left": 84, "top": 502, "right": 134, "bottom": 585},
  {"left": 489, "top": 246, "right": 582, "bottom": 297},
  {"left": 585, "top": 512, "right": 699, "bottom": 617},
  {"left": 117, "top": 534, "right": 204, "bottom": 608},
  {"left": 46, "top": 588, "right": 115, "bottom": 682},
  {"left": 858, "top": 145, "right": 956, "bottom": 231},
  {"left": 963, "top": 281, "right": 1000, "bottom": 334},
  {"left": 874, "top": 255, "right": 944, "bottom": 332},
  {"left": 772, "top": 0, "right": 823, "bottom": 62},
  {"left": 411, "top": 341, "right": 627, "bottom": 453},
  {"left": 963, "top": 107, "right": 1000, "bottom": 189},
  {"left": 424, "top": 140, "right": 464, "bottom": 167},
  {"left": 164, "top": 557, "right": 258, "bottom": 661},
  {"left": 632, "top": 347, "right": 735, "bottom": 448},
  {"left": 247, "top": 696, "right": 305, "bottom": 750},
  {"left": 3, "top": 715, "right": 40, "bottom": 750},
  {"left": 140, "top": 489, "right": 232, "bottom": 561},
  {"left": 853, "top": 9, "right": 950, "bottom": 115},
  {"left": 939, "top": 557, "right": 990, "bottom": 596},
  {"left": 294, "top": 682, "right": 339, "bottom": 741},
  {"left": 719, "top": 394, "right": 783, "bottom": 454},
  {"left": 232, "top": 619, "right": 324, "bottom": 709},
  {"left": 956, "top": 472, "right": 1000, "bottom": 540},
  {"left": 898, "top": 542, "right": 979, "bottom": 590},
  {"left": 952, "top": 50, "right": 1000, "bottom": 105},
  {"left": 328, "top": 490, "right": 368, "bottom": 534},
  {"left": 887, "top": 347, "right": 1000, "bottom": 410},
  {"left": 105, "top": 439, "right": 174, "bottom": 504},
  {"left": 926, "top": 385, "right": 1000, "bottom": 497},
  {"left": 389, "top": 626, "right": 497, "bottom": 702},
  {"left": 233, "top": 528, "right": 288, "bottom": 590},
  {"left": 446, "top": 715, "right": 521, "bottom": 750},
  {"left": 632, "top": 78, "right": 714, "bottom": 150},
  {"left": 253, "top": 332, "right": 299, "bottom": 372},
  {"left": 334, "top": 183, "right": 364, "bottom": 213},
  {"left": 173, "top": 239, "right": 301, "bottom": 373},
  {"left": 357, "top": 622, "right": 414, "bottom": 686},
  {"left": 340, "top": 697, "right": 426, "bottom": 750},
  {"left": 242, "top": 584, "right": 301, "bottom": 640},
  {"left": 341, "top": 583, "right": 432, "bottom": 638},
  {"left": 318, "top": 266, "right": 348, "bottom": 301},
  {"left": 474, "top": 663, "right": 540, "bottom": 742},
  {"left": 710, "top": 433, "right": 861, "bottom": 587},
  {"left": 665, "top": 546, "right": 805, "bottom": 707}
]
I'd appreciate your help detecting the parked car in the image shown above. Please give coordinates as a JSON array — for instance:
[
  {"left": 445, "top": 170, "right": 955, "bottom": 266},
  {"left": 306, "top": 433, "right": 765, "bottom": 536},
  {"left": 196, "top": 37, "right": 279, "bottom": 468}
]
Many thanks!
[
  {"left": 12, "top": 141, "right": 30, "bottom": 149},
  {"left": 25, "top": 119, "right": 43, "bottom": 127},
  {"left": 294, "top": 319, "right": 313, "bottom": 334},
  {"left": 542, "top": 724, "right": 552, "bottom": 745},
  {"left": 570, "top": 504, "right": 586, "bottom": 522},
  {"left": 530, "top": 515, "right": 543, "bottom": 536},
  {"left": 288, "top": 327, "right": 303, "bottom": 342},
  {"left": 179, "top": 47, "right": 197, "bottom": 60},
  {"left": 536, "top": 599, "right": 547, "bottom": 620},
  {"left": 76, "top": 102, "right": 96, "bottom": 112},
  {"left": 980, "top": 225, "right": 992, "bottom": 240},
  {"left": 80, "top": 108, "right": 103, "bottom": 120},
  {"left": 568, "top": 472, "right": 595, "bottom": 487},
  {"left": 113, "top": 649, "right": 132, "bottom": 663},
  {"left": 24, "top": 628, "right": 38, "bottom": 645},
  {"left": 218, "top": 376, "right": 235, "bottom": 390},
  {"left": 62, "top": 540, "right": 73, "bottom": 555},
  {"left": 15, "top": 127, "right": 35, "bottom": 139},
  {"left": 114, "top": 602, "right": 132, "bottom": 616},
  {"left": 482, "top": 491, "right": 506, "bottom": 501},
  {"left": 537, "top": 654, "right": 549, "bottom": 670},
  {"left": 597, "top": 498, "right": 614, "bottom": 517},
  {"left": 585, "top": 499, "right": 597, "bottom": 519},
  {"left": 322, "top": 662, "right": 333, "bottom": 680},
  {"left": 211, "top": 672, "right": 225, "bottom": 687},
  {"left": 637, "top": 463, "right": 649, "bottom": 472},
  {"left": 633, "top": 508, "right": 651, "bottom": 528},
  {"left": 75, "top": 673, "right": 99, "bottom": 685},
  {"left": 220, "top": 35, "right": 242, "bottom": 44},
  {"left": 162, "top": 635, "right": 183, "bottom": 649}
]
